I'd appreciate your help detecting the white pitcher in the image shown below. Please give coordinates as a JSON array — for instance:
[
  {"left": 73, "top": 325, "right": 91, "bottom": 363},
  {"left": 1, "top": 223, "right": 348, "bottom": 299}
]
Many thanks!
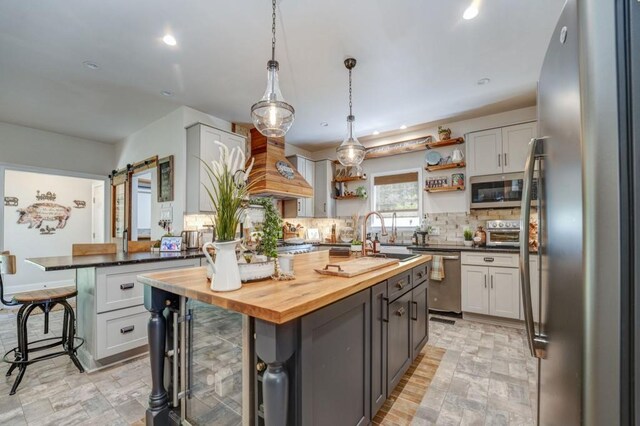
[{"left": 202, "top": 239, "right": 242, "bottom": 292}]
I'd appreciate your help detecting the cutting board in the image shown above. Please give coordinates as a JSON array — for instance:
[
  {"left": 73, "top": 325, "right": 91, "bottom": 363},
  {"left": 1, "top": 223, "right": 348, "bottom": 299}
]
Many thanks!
[{"left": 314, "top": 257, "right": 400, "bottom": 277}]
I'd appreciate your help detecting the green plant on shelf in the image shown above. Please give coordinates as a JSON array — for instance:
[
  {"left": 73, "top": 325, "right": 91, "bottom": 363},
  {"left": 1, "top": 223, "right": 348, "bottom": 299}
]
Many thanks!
[
  {"left": 463, "top": 228, "right": 474, "bottom": 241},
  {"left": 355, "top": 186, "right": 367, "bottom": 198}
]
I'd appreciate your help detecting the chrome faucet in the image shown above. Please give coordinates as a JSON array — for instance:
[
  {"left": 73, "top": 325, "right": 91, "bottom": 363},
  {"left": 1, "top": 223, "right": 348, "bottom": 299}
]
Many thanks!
[
  {"left": 389, "top": 212, "right": 398, "bottom": 244},
  {"left": 362, "top": 211, "right": 388, "bottom": 256}
]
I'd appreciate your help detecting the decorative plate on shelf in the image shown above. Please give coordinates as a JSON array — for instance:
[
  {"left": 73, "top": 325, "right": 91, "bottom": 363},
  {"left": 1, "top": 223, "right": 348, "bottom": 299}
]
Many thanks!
[{"left": 425, "top": 151, "right": 442, "bottom": 166}]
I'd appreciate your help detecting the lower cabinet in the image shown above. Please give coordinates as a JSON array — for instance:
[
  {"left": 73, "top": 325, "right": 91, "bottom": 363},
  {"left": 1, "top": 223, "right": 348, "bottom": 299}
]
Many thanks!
[
  {"left": 461, "top": 265, "right": 520, "bottom": 319},
  {"left": 371, "top": 281, "right": 388, "bottom": 417},
  {"left": 300, "top": 287, "right": 371, "bottom": 426},
  {"left": 412, "top": 280, "right": 429, "bottom": 359},
  {"left": 387, "top": 290, "right": 413, "bottom": 393}
]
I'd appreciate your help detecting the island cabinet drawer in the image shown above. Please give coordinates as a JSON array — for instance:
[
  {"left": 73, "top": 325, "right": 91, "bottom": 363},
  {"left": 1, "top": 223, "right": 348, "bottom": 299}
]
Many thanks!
[
  {"left": 412, "top": 263, "right": 429, "bottom": 284},
  {"left": 388, "top": 272, "right": 413, "bottom": 301},
  {"left": 96, "top": 305, "right": 149, "bottom": 359},
  {"left": 461, "top": 252, "right": 518, "bottom": 268},
  {"left": 96, "top": 260, "right": 200, "bottom": 313}
]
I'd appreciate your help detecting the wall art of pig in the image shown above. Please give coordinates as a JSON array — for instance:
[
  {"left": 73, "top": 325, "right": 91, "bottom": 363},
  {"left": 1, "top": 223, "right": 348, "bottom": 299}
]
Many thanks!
[{"left": 17, "top": 203, "right": 72, "bottom": 229}]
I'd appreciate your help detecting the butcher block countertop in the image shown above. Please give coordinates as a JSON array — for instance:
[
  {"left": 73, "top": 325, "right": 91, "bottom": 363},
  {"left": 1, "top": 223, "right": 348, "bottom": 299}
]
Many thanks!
[{"left": 138, "top": 251, "right": 432, "bottom": 324}]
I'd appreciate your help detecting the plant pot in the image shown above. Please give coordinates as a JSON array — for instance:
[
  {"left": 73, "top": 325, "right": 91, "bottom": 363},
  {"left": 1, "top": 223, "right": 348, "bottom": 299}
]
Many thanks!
[
  {"left": 238, "top": 260, "right": 275, "bottom": 282},
  {"left": 463, "top": 240, "right": 473, "bottom": 247},
  {"left": 351, "top": 244, "right": 362, "bottom": 252},
  {"left": 439, "top": 132, "right": 451, "bottom": 141},
  {"left": 202, "top": 239, "right": 242, "bottom": 292}
]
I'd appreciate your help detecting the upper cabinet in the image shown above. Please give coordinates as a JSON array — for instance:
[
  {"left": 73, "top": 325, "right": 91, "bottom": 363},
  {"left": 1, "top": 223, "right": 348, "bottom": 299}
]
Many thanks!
[
  {"left": 466, "top": 122, "right": 537, "bottom": 177},
  {"left": 314, "top": 160, "right": 336, "bottom": 218},
  {"left": 186, "top": 123, "right": 246, "bottom": 213},
  {"left": 283, "top": 155, "right": 315, "bottom": 218}
]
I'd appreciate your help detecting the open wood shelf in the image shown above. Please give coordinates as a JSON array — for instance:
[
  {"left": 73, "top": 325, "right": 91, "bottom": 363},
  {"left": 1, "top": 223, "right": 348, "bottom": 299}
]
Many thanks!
[
  {"left": 425, "top": 162, "right": 466, "bottom": 172},
  {"left": 333, "top": 195, "right": 367, "bottom": 200},
  {"left": 333, "top": 175, "right": 367, "bottom": 183},
  {"left": 424, "top": 185, "right": 465, "bottom": 193},
  {"left": 426, "top": 137, "right": 465, "bottom": 149}
]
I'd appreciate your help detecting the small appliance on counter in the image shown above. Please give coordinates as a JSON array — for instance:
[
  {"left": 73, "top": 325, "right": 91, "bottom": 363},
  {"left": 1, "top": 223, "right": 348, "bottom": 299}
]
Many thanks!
[
  {"left": 181, "top": 230, "right": 202, "bottom": 250},
  {"left": 485, "top": 220, "right": 521, "bottom": 247}
]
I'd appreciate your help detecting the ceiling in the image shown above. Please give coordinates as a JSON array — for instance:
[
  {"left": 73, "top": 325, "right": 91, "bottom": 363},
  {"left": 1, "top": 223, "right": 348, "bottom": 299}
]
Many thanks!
[{"left": 0, "top": 0, "right": 564, "bottom": 150}]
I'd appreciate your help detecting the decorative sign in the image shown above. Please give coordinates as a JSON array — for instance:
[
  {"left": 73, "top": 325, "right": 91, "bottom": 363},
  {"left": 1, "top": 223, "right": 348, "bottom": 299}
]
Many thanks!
[
  {"left": 35, "top": 190, "right": 57, "bottom": 201},
  {"left": 364, "top": 135, "right": 434, "bottom": 160},
  {"left": 157, "top": 155, "right": 174, "bottom": 202},
  {"left": 73, "top": 200, "right": 86, "bottom": 209},
  {"left": 275, "top": 160, "right": 295, "bottom": 180},
  {"left": 17, "top": 202, "right": 72, "bottom": 230},
  {"left": 4, "top": 197, "right": 18, "bottom": 206}
]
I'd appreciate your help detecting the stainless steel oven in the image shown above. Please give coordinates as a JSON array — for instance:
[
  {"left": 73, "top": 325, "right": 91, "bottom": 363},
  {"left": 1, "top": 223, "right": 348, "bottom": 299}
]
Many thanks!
[
  {"left": 470, "top": 172, "right": 538, "bottom": 209},
  {"left": 485, "top": 220, "right": 521, "bottom": 247}
]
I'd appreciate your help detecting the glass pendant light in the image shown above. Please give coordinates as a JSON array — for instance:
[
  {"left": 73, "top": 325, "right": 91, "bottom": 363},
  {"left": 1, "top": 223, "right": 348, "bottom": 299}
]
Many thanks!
[
  {"left": 251, "top": 0, "right": 295, "bottom": 138},
  {"left": 336, "top": 58, "right": 366, "bottom": 167}
]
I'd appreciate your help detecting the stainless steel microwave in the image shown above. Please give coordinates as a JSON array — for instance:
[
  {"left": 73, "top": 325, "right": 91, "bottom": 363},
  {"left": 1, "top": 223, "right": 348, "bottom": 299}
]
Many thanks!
[{"left": 470, "top": 172, "right": 538, "bottom": 209}]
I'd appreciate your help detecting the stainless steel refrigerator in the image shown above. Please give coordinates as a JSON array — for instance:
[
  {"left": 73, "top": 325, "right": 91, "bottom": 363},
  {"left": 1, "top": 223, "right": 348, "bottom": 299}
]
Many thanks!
[{"left": 520, "top": 0, "right": 630, "bottom": 423}]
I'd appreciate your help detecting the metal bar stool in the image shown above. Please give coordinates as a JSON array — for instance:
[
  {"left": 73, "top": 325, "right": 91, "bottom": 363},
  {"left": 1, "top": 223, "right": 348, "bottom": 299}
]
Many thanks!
[{"left": 0, "top": 251, "right": 84, "bottom": 395}]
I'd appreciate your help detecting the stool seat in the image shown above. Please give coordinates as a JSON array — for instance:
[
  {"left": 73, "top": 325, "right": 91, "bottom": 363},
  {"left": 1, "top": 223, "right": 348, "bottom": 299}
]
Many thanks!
[{"left": 12, "top": 286, "right": 77, "bottom": 304}]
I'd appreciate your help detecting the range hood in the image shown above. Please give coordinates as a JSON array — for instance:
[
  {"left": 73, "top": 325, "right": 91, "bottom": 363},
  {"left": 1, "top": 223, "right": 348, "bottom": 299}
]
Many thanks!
[{"left": 247, "top": 129, "right": 313, "bottom": 199}]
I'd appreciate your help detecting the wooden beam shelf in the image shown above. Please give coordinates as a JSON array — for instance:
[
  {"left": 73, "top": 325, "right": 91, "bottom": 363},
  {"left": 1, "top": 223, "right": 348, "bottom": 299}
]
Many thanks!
[
  {"left": 425, "top": 162, "right": 466, "bottom": 172},
  {"left": 333, "top": 176, "right": 367, "bottom": 183},
  {"left": 424, "top": 185, "right": 465, "bottom": 193},
  {"left": 426, "top": 137, "right": 465, "bottom": 149},
  {"left": 334, "top": 195, "right": 367, "bottom": 200}
]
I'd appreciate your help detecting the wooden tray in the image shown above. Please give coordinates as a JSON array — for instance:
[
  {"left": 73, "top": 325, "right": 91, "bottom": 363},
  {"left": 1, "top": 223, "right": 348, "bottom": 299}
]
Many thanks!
[{"left": 315, "top": 257, "right": 399, "bottom": 277}]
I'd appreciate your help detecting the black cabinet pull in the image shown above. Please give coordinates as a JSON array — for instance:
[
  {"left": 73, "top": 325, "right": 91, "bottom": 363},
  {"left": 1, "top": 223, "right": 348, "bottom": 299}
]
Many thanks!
[
  {"left": 411, "top": 301, "right": 418, "bottom": 321},
  {"left": 396, "top": 307, "right": 406, "bottom": 317},
  {"left": 120, "top": 325, "right": 135, "bottom": 334},
  {"left": 120, "top": 282, "right": 135, "bottom": 290},
  {"left": 382, "top": 297, "right": 389, "bottom": 323},
  {"left": 484, "top": 257, "right": 495, "bottom": 262}
]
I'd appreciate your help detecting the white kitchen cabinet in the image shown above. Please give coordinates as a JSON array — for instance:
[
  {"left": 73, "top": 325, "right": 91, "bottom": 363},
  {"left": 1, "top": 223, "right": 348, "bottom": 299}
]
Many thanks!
[
  {"left": 186, "top": 123, "right": 246, "bottom": 213},
  {"left": 461, "top": 265, "right": 490, "bottom": 314},
  {"left": 489, "top": 267, "right": 520, "bottom": 319},
  {"left": 466, "top": 122, "right": 536, "bottom": 177},
  {"left": 284, "top": 155, "right": 315, "bottom": 218},
  {"left": 502, "top": 122, "right": 537, "bottom": 173},
  {"left": 461, "top": 253, "right": 521, "bottom": 320},
  {"left": 314, "top": 159, "right": 336, "bottom": 218},
  {"left": 466, "top": 128, "right": 502, "bottom": 177}
]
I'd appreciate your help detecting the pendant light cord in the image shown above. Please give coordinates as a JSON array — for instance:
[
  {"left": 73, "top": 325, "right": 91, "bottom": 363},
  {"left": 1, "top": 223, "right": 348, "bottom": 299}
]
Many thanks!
[
  {"left": 348, "top": 68, "right": 353, "bottom": 117},
  {"left": 271, "top": 0, "right": 277, "bottom": 62}
]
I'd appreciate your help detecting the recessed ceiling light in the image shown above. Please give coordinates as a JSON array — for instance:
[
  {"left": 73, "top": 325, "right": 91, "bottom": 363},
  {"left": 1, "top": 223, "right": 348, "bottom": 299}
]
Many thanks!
[
  {"left": 373, "top": 130, "right": 380, "bottom": 135},
  {"left": 162, "top": 34, "right": 177, "bottom": 46},
  {"left": 463, "top": 0, "right": 480, "bottom": 20},
  {"left": 320, "top": 121, "right": 328, "bottom": 127},
  {"left": 477, "top": 77, "right": 491, "bottom": 85},
  {"left": 400, "top": 124, "right": 407, "bottom": 130},
  {"left": 160, "top": 90, "right": 174, "bottom": 97},
  {"left": 83, "top": 61, "right": 99, "bottom": 70}
]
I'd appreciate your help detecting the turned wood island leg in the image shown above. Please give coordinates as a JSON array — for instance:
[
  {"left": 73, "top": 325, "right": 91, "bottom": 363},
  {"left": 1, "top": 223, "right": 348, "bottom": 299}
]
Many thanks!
[
  {"left": 144, "top": 286, "right": 174, "bottom": 425},
  {"left": 254, "top": 319, "right": 298, "bottom": 426}
]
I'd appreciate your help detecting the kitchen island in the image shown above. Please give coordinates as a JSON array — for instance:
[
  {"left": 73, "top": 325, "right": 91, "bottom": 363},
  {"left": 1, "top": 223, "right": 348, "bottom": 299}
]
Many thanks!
[
  {"left": 138, "top": 251, "right": 432, "bottom": 426},
  {"left": 26, "top": 250, "right": 205, "bottom": 370}
]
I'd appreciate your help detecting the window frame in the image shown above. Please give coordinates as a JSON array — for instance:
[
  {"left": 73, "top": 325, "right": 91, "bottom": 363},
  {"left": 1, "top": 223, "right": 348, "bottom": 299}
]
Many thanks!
[{"left": 370, "top": 167, "right": 423, "bottom": 229}]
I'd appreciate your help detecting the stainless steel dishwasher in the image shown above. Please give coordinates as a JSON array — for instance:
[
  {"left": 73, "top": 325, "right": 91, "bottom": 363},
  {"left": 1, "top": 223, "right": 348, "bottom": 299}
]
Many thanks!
[{"left": 411, "top": 250, "right": 461, "bottom": 313}]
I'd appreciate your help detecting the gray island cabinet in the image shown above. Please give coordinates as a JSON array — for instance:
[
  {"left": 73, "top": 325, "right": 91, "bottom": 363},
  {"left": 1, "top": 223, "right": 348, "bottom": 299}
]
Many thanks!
[{"left": 138, "top": 251, "right": 431, "bottom": 426}]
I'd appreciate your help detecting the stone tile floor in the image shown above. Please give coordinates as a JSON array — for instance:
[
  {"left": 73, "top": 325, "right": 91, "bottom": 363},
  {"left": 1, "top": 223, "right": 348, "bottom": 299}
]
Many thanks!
[{"left": 0, "top": 305, "right": 536, "bottom": 425}]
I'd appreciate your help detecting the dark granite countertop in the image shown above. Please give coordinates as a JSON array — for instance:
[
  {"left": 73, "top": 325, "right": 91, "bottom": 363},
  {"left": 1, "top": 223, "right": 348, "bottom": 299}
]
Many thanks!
[
  {"left": 26, "top": 250, "right": 205, "bottom": 272},
  {"left": 316, "top": 242, "right": 530, "bottom": 254}
]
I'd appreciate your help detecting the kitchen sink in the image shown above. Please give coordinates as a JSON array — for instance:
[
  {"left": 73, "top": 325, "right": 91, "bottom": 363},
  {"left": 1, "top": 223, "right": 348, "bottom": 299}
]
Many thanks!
[{"left": 369, "top": 253, "right": 421, "bottom": 262}]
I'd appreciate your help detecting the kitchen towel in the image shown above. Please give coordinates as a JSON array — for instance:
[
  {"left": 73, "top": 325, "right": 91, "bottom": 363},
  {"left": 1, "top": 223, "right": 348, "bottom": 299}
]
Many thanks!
[{"left": 430, "top": 255, "right": 445, "bottom": 281}]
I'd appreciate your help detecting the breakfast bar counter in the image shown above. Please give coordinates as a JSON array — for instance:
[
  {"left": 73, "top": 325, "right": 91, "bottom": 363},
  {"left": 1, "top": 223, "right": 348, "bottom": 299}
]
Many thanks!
[{"left": 138, "top": 251, "right": 432, "bottom": 425}]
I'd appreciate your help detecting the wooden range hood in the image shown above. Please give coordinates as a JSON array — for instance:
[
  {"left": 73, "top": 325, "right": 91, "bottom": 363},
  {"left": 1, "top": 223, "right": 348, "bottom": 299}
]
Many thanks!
[{"left": 247, "top": 129, "right": 313, "bottom": 199}]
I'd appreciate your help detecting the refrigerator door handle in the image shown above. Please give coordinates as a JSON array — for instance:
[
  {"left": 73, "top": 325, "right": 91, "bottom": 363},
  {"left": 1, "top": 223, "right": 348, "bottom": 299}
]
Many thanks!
[{"left": 520, "top": 137, "right": 548, "bottom": 359}]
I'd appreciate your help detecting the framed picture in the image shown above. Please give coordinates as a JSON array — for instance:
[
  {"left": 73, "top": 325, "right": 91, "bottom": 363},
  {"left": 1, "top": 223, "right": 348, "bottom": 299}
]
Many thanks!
[
  {"left": 160, "top": 236, "right": 182, "bottom": 252},
  {"left": 157, "top": 155, "right": 174, "bottom": 203}
]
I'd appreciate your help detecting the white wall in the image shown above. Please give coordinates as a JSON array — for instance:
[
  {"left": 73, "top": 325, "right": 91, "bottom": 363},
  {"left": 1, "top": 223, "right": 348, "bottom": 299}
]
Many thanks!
[
  {"left": 3, "top": 170, "right": 100, "bottom": 293},
  {"left": 115, "top": 106, "right": 235, "bottom": 239},
  {"left": 305, "top": 106, "right": 537, "bottom": 216}
]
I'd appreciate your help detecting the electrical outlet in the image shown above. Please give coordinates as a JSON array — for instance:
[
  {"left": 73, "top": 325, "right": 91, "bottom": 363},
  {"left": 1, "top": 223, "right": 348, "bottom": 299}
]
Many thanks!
[{"left": 430, "top": 226, "right": 440, "bottom": 236}]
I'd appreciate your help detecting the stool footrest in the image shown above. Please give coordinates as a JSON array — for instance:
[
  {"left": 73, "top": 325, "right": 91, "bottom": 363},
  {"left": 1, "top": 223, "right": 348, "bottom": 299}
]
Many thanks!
[{"left": 3, "top": 336, "right": 84, "bottom": 365}]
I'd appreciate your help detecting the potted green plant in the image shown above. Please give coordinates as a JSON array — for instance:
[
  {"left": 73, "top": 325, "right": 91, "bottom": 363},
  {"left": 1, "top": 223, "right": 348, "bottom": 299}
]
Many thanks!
[
  {"left": 438, "top": 125, "right": 452, "bottom": 141},
  {"left": 463, "top": 228, "right": 474, "bottom": 247},
  {"left": 355, "top": 186, "right": 368, "bottom": 199},
  {"left": 350, "top": 238, "right": 363, "bottom": 252},
  {"left": 201, "top": 142, "right": 255, "bottom": 292}
]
